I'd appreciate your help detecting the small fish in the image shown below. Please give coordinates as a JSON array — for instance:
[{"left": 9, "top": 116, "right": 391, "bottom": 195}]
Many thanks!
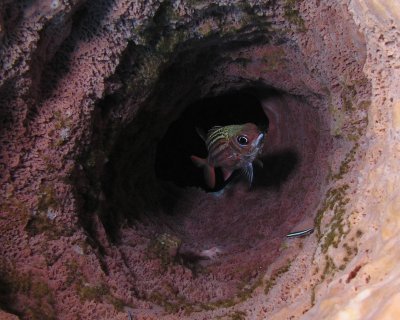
[
  {"left": 191, "top": 123, "right": 265, "bottom": 188},
  {"left": 199, "top": 246, "right": 223, "bottom": 259},
  {"left": 286, "top": 228, "right": 314, "bottom": 239}
]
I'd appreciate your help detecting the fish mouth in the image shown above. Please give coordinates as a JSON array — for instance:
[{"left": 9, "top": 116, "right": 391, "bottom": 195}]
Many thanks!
[{"left": 253, "top": 133, "right": 265, "bottom": 147}]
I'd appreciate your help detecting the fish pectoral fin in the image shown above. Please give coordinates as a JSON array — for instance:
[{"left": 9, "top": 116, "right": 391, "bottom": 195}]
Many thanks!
[
  {"left": 190, "top": 155, "right": 216, "bottom": 188},
  {"left": 190, "top": 155, "right": 207, "bottom": 167},
  {"left": 221, "top": 168, "right": 234, "bottom": 181},
  {"left": 241, "top": 164, "right": 254, "bottom": 186},
  {"left": 204, "top": 166, "right": 216, "bottom": 189},
  {"left": 195, "top": 127, "right": 207, "bottom": 142},
  {"left": 254, "top": 159, "right": 263, "bottom": 168}
]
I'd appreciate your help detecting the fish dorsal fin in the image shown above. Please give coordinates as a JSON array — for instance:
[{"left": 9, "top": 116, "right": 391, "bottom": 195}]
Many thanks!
[
  {"left": 241, "top": 163, "right": 254, "bottom": 186},
  {"left": 206, "top": 126, "right": 225, "bottom": 146},
  {"left": 195, "top": 127, "right": 207, "bottom": 142},
  {"left": 207, "top": 126, "right": 223, "bottom": 136}
]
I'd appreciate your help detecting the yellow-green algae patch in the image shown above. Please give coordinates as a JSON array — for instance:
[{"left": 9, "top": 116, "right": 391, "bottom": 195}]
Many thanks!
[
  {"left": 283, "top": 0, "right": 307, "bottom": 32},
  {"left": 77, "top": 282, "right": 126, "bottom": 311},
  {"left": 146, "top": 273, "right": 264, "bottom": 315},
  {"left": 147, "top": 233, "right": 182, "bottom": 268},
  {"left": 0, "top": 261, "right": 56, "bottom": 320},
  {"left": 74, "top": 276, "right": 127, "bottom": 311},
  {"left": 214, "top": 310, "right": 247, "bottom": 320},
  {"left": 261, "top": 47, "right": 287, "bottom": 72},
  {"left": 264, "top": 259, "right": 292, "bottom": 295}
]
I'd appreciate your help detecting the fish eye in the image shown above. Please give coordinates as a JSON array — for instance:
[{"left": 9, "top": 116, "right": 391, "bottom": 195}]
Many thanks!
[{"left": 237, "top": 135, "right": 249, "bottom": 146}]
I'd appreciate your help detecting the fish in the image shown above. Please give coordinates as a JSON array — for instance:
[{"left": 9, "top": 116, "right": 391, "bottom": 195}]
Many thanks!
[
  {"left": 199, "top": 246, "right": 223, "bottom": 259},
  {"left": 286, "top": 228, "right": 314, "bottom": 239},
  {"left": 191, "top": 123, "right": 265, "bottom": 188}
]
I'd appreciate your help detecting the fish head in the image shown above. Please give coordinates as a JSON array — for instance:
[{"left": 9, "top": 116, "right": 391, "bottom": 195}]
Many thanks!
[
  {"left": 205, "top": 123, "right": 265, "bottom": 170},
  {"left": 231, "top": 123, "right": 265, "bottom": 153}
]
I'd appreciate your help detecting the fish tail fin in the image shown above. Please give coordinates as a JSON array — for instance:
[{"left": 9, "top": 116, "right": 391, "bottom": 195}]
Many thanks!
[{"left": 190, "top": 155, "right": 216, "bottom": 188}]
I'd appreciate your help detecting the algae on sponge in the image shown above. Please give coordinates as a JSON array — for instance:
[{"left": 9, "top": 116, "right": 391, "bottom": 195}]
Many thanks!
[{"left": 283, "top": 0, "right": 306, "bottom": 32}]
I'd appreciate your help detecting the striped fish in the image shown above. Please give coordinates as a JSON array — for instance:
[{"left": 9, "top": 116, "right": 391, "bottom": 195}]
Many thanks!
[
  {"left": 191, "top": 123, "right": 265, "bottom": 188},
  {"left": 286, "top": 228, "right": 314, "bottom": 239}
]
